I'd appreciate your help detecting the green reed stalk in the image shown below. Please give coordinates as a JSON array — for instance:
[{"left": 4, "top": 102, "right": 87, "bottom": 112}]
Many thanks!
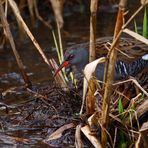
[
  {"left": 118, "top": 98, "right": 124, "bottom": 115},
  {"left": 57, "top": 23, "right": 64, "bottom": 62},
  {"left": 142, "top": 7, "right": 147, "bottom": 38},
  {"left": 134, "top": 20, "right": 138, "bottom": 33},
  {"left": 52, "top": 30, "right": 62, "bottom": 64}
]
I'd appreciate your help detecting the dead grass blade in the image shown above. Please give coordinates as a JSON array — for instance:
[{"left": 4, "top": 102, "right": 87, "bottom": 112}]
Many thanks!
[
  {"left": 129, "top": 99, "right": 148, "bottom": 126},
  {"left": 113, "top": 128, "right": 118, "bottom": 148},
  {"left": 106, "top": 42, "right": 134, "bottom": 59},
  {"left": 49, "top": 0, "right": 64, "bottom": 28},
  {"left": 44, "top": 123, "right": 75, "bottom": 141},
  {"left": 135, "top": 121, "right": 148, "bottom": 148},
  {"left": 113, "top": 78, "right": 148, "bottom": 96},
  {"left": 80, "top": 57, "right": 105, "bottom": 114},
  {"left": 81, "top": 125, "right": 102, "bottom": 148},
  {"left": 75, "top": 124, "right": 83, "bottom": 148},
  {"left": 0, "top": 135, "right": 30, "bottom": 144},
  {"left": 123, "top": 28, "right": 148, "bottom": 45},
  {"left": 85, "top": 77, "right": 99, "bottom": 115}
]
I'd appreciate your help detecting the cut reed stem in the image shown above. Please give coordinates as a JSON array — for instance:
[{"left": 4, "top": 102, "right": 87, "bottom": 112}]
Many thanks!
[{"left": 89, "top": 0, "right": 98, "bottom": 62}]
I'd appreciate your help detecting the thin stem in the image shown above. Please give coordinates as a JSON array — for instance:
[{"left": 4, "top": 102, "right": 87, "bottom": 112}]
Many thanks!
[{"left": 0, "top": 1, "right": 31, "bottom": 87}]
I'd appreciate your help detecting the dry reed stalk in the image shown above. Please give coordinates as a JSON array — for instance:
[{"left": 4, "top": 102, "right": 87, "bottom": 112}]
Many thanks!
[
  {"left": 101, "top": 2, "right": 148, "bottom": 146},
  {"left": 4, "top": 0, "right": 8, "bottom": 16},
  {"left": 8, "top": 0, "right": 49, "bottom": 66},
  {"left": 0, "top": 1, "right": 31, "bottom": 87},
  {"left": 81, "top": 0, "right": 101, "bottom": 116},
  {"left": 27, "top": 0, "right": 35, "bottom": 26},
  {"left": 103, "top": 5, "right": 145, "bottom": 62},
  {"left": 81, "top": 2, "right": 147, "bottom": 146},
  {"left": 86, "top": 77, "right": 98, "bottom": 115},
  {"left": 7, "top": 0, "right": 67, "bottom": 88},
  {"left": 17, "top": 17, "right": 26, "bottom": 42},
  {"left": 141, "top": 0, "right": 148, "bottom": 5},
  {"left": 101, "top": 0, "right": 127, "bottom": 146},
  {"left": 17, "top": 0, "right": 27, "bottom": 41},
  {"left": 49, "top": 0, "right": 65, "bottom": 29},
  {"left": 89, "top": 0, "right": 98, "bottom": 62}
]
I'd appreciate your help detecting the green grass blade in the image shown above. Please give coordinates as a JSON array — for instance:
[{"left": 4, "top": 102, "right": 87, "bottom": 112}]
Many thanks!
[
  {"left": 53, "top": 23, "right": 78, "bottom": 85},
  {"left": 57, "top": 23, "right": 64, "bottom": 62},
  {"left": 52, "top": 30, "right": 62, "bottom": 64},
  {"left": 118, "top": 131, "right": 127, "bottom": 148},
  {"left": 143, "top": 7, "right": 147, "bottom": 38},
  {"left": 134, "top": 20, "right": 138, "bottom": 33},
  {"left": 118, "top": 98, "right": 124, "bottom": 114},
  {"left": 56, "top": 23, "right": 71, "bottom": 81}
]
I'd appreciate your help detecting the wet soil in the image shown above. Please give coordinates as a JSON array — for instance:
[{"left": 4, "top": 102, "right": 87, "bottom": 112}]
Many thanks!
[{"left": 0, "top": 85, "right": 82, "bottom": 147}]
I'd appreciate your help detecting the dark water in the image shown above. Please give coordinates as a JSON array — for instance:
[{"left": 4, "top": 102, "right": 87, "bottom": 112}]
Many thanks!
[
  {"left": 0, "top": 11, "right": 117, "bottom": 91},
  {"left": 0, "top": 4, "right": 146, "bottom": 147}
]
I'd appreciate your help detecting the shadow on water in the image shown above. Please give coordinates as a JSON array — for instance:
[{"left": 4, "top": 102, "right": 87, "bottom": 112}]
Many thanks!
[{"left": 0, "top": 3, "right": 145, "bottom": 147}]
